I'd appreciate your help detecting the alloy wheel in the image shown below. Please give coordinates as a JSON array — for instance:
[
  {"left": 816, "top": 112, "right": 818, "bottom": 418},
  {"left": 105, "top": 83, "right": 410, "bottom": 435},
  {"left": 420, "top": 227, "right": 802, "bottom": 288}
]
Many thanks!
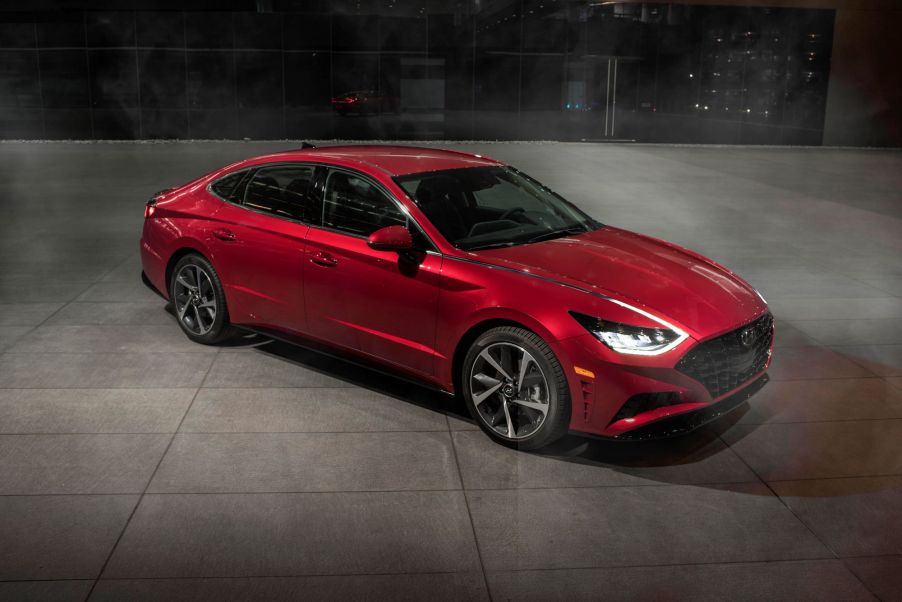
[
  {"left": 173, "top": 264, "right": 217, "bottom": 335},
  {"left": 469, "top": 342, "right": 550, "bottom": 440}
]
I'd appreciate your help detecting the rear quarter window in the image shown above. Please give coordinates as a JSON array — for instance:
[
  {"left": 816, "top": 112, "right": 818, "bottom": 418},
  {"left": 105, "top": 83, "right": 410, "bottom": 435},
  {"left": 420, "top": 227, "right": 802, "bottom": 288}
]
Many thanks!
[{"left": 210, "top": 170, "right": 248, "bottom": 203}]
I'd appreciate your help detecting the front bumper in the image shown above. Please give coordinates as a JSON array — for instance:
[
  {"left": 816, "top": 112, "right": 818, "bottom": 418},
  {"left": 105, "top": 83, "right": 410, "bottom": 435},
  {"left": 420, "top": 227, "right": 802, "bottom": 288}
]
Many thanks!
[
  {"left": 557, "top": 315, "right": 773, "bottom": 439},
  {"left": 609, "top": 373, "right": 768, "bottom": 440}
]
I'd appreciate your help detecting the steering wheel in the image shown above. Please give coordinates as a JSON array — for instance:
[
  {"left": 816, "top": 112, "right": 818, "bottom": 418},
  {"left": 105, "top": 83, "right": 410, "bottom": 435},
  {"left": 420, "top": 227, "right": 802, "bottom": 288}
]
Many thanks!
[{"left": 500, "top": 207, "right": 526, "bottom": 221}]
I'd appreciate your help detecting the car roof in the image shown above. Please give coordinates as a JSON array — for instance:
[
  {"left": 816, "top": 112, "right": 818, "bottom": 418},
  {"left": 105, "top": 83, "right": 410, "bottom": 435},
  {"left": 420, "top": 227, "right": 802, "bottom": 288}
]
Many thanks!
[{"left": 261, "top": 144, "right": 503, "bottom": 177}]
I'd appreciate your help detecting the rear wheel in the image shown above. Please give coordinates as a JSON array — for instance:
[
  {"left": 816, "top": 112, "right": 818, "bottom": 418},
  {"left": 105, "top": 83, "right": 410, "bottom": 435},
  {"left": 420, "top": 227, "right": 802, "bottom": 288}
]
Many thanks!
[
  {"left": 462, "top": 326, "right": 571, "bottom": 450},
  {"left": 170, "top": 254, "right": 234, "bottom": 345}
]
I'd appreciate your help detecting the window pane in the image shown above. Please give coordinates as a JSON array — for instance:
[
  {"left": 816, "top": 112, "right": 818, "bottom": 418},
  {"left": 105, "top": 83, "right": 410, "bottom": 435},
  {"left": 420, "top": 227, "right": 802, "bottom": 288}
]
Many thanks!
[
  {"left": 210, "top": 169, "right": 247, "bottom": 203},
  {"left": 322, "top": 170, "right": 406, "bottom": 236},
  {"left": 244, "top": 165, "right": 316, "bottom": 222},
  {"left": 396, "top": 166, "right": 596, "bottom": 251}
]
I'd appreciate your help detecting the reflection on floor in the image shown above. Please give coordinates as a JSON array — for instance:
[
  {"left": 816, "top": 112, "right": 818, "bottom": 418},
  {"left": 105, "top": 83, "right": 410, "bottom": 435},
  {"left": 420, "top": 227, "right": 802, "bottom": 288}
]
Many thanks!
[{"left": 0, "top": 141, "right": 900, "bottom": 601}]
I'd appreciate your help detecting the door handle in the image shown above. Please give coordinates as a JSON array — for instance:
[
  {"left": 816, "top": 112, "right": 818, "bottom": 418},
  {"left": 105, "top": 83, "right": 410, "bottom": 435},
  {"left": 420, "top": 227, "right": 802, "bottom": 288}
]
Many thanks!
[
  {"left": 309, "top": 251, "right": 338, "bottom": 267},
  {"left": 212, "top": 228, "right": 236, "bottom": 242}
]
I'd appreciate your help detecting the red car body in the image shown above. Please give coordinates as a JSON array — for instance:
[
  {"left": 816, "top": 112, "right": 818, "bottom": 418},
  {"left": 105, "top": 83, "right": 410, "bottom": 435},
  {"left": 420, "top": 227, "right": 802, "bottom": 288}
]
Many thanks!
[{"left": 141, "top": 145, "right": 772, "bottom": 439}]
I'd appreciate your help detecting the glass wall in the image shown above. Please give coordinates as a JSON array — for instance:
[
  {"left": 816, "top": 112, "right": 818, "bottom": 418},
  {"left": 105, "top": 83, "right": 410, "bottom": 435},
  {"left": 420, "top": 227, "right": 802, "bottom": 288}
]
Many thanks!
[{"left": 0, "top": 1, "right": 834, "bottom": 143}]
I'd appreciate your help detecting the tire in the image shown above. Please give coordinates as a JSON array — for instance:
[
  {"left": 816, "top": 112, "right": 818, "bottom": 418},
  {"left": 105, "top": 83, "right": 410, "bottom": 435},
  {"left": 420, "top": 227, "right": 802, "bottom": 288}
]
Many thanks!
[
  {"left": 169, "top": 253, "right": 234, "bottom": 345},
  {"left": 462, "top": 326, "right": 571, "bottom": 450}
]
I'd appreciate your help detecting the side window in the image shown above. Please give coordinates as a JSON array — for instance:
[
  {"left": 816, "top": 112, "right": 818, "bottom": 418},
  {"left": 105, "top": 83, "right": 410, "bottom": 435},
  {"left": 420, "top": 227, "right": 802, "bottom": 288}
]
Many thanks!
[
  {"left": 210, "top": 170, "right": 248, "bottom": 203},
  {"left": 244, "top": 165, "right": 316, "bottom": 222},
  {"left": 322, "top": 170, "right": 406, "bottom": 236}
]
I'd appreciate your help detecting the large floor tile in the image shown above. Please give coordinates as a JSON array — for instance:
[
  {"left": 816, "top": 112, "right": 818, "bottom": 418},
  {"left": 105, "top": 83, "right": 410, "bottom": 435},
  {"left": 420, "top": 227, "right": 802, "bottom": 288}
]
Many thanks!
[
  {"left": 791, "top": 318, "right": 902, "bottom": 346},
  {"left": 180, "top": 387, "right": 447, "bottom": 432},
  {"left": 773, "top": 321, "right": 819, "bottom": 347},
  {"left": 11, "top": 324, "right": 214, "bottom": 354},
  {"left": 90, "top": 573, "right": 488, "bottom": 601},
  {"left": 0, "top": 262, "right": 112, "bottom": 283},
  {"left": 768, "top": 297, "right": 902, "bottom": 321},
  {"left": 723, "top": 420, "right": 902, "bottom": 481},
  {"left": 0, "top": 494, "right": 138, "bottom": 579},
  {"left": 736, "top": 378, "right": 902, "bottom": 425},
  {"left": 0, "top": 388, "right": 194, "bottom": 434},
  {"left": 0, "top": 326, "right": 31, "bottom": 351},
  {"left": 0, "top": 279, "right": 92, "bottom": 303},
  {"left": 467, "top": 483, "right": 829, "bottom": 571},
  {"left": 772, "top": 476, "right": 902, "bottom": 557},
  {"left": 447, "top": 412, "right": 480, "bottom": 431},
  {"left": 757, "top": 275, "right": 889, "bottom": 299},
  {"left": 0, "top": 434, "right": 170, "bottom": 494},
  {"left": 149, "top": 432, "right": 461, "bottom": 493},
  {"left": 767, "top": 346, "right": 876, "bottom": 380},
  {"left": 0, "top": 581, "right": 93, "bottom": 602},
  {"left": 844, "top": 556, "right": 902, "bottom": 602},
  {"left": 832, "top": 345, "right": 902, "bottom": 376},
  {"left": 45, "top": 302, "right": 175, "bottom": 326},
  {"left": 0, "top": 302, "right": 63, "bottom": 326},
  {"left": 100, "top": 254, "right": 143, "bottom": 282},
  {"left": 452, "top": 430, "right": 757, "bottom": 489},
  {"left": 76, "top": 279, "right": 162, "bottom": 303},
  {"left": 103, "top": 492, "right": 481, "bottom": 578},
  {"left": 0, "top": 352, "right": 214, "bottom": 388},
  {"left": 859, "top": 276, "right": 902, "bottom": 296},
  {"left": 487, "top": 559, "right": 874, "bottom": 601},
  {"left": 203, "top": 351, "right": 356, "bottom": 388}
]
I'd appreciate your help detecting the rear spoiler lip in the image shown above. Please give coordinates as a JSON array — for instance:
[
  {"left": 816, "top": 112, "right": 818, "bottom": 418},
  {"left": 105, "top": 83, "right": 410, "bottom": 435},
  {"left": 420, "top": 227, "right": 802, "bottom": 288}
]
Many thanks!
[
  {"left": 281, "top": 141, "right": 317, "bottom": 152},
  {"left": 152, "top": 187, "right": 176, "bottom": 198}
]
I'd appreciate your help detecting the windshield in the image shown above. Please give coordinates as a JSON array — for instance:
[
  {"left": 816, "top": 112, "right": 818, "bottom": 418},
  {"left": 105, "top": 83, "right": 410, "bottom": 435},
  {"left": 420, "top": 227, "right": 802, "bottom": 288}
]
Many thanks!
[{"left": 395, "top": 166, "right": 601, "bottom": 251}]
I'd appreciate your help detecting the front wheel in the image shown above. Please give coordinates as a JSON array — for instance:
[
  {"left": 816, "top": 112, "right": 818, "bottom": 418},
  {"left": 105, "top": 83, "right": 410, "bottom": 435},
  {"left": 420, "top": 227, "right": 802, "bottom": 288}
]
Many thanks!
[
  {"left": 462, "top": 326, "right": 571, "bottom": 450},
  {"left": 169, "top": 254, "right": 234, "bottom": 345}
]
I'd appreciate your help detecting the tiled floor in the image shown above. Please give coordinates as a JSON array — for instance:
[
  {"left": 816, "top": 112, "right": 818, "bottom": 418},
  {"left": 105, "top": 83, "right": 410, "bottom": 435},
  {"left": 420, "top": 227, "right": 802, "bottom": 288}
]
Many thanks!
[{"left": 0, "top": 141, "right": 900, "bottom": 601}]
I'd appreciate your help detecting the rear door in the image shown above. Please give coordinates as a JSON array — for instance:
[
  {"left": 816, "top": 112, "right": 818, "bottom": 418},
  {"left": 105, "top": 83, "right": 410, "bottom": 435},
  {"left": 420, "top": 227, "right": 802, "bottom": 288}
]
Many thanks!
[
  {"left": 303, "top": 167, "right": 442, "bottom": 377},
  {"left": 208, "top": 163, "right": 319, "bottom": 333}
]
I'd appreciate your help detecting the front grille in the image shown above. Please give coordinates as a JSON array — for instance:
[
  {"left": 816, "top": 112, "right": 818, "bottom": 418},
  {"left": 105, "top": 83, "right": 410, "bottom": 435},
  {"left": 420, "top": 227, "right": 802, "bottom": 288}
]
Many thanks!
[{"left": 676, "top": 312, "right": 774, "bottom": 399}]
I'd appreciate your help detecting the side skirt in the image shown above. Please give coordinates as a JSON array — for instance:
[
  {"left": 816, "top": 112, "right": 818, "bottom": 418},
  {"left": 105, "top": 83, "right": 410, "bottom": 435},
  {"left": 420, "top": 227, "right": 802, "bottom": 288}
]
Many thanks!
[{"left": 234, "top": 325, "right": 457, "bottom": 398}]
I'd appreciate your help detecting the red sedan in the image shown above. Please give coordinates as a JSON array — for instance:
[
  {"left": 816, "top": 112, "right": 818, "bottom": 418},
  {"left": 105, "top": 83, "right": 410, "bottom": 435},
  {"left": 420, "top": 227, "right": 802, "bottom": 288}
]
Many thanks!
[{"left": 141, "top": 145, "right": 773, "bottom": 449}]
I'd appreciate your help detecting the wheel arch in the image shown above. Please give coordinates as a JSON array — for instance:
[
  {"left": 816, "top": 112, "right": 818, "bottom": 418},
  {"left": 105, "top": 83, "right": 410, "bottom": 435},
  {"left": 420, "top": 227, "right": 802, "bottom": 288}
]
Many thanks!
[
  {"left": 449, "top": 311, "right": 557, "bottom": 397},
  {"left": 164, "top": 246, "right": 209, "bottom": 297}
]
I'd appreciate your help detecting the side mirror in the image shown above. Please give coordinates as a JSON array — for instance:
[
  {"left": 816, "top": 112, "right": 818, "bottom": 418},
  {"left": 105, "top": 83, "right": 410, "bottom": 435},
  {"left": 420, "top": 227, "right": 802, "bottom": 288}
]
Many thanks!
[{"left": 367, "top": 225, "right": 413, "bottom": 252}]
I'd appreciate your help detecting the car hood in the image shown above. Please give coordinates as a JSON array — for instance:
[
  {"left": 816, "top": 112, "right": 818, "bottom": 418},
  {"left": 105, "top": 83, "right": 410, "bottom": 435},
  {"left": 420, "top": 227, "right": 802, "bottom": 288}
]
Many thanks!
[{"left": 469, "top": 226, "right": 767, "bottom": 337}]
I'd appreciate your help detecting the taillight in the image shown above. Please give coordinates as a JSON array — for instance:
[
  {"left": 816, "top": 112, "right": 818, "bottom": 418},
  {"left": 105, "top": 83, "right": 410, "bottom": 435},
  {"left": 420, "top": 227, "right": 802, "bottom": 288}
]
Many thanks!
[{"left": 144, "top": 199, "right": 157, "bottom": 219}]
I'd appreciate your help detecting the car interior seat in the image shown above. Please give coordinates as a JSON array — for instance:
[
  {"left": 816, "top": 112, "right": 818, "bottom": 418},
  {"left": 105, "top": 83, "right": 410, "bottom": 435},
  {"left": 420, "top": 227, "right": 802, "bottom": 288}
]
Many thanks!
[{"left": 415, "top": 176, "right": 469, "bottom": 241}]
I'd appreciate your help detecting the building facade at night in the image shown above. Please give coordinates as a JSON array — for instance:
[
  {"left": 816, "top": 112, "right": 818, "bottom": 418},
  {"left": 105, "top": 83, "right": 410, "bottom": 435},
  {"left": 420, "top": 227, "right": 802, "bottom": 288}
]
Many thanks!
[{"left": 0, "top": 0, "right": 898, "bottom": 145}]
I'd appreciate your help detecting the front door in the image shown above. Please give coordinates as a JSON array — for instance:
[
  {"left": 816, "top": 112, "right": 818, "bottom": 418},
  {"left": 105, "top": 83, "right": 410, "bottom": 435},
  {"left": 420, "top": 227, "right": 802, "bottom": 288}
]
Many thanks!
[{"left": 303, "top": 168, "right": 442, "bottom": 377}]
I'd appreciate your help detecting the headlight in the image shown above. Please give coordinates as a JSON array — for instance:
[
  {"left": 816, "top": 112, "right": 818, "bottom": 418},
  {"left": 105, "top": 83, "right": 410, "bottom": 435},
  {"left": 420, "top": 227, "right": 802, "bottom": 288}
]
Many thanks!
[{"left": 570, "top": 311, "right": 688, "bottom": 355}]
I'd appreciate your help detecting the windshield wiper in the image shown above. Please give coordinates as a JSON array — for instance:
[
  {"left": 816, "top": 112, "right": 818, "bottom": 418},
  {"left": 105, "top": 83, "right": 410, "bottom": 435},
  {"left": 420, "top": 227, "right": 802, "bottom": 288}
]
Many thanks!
[
  {"left": 464, "top": 241, "right": 518, "bottom": 251},
  {"left": 524, "top": 226, "right": 587, "bottom": 245}
]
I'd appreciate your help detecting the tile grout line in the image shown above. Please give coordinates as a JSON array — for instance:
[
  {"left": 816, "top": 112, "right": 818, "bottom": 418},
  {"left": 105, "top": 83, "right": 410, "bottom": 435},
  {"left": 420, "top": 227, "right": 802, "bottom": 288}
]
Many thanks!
[
  {"left": 4, "top": 554, "right": 896, "bottom": 585},
  {"left": 1, "top": 468, "right": 901, "bottom": 499},
  {"left": 82, "top": 346, "right": 220, "bottom": 602},
  {"left": 446, "top": 416, "right": 493, "bottom": 602}
]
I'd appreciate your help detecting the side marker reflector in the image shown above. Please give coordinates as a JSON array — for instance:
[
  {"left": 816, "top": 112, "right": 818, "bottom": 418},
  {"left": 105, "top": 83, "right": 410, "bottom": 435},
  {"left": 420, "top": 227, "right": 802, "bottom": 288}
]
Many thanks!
[{"left": 574, "top": 366, "right": 595, "bottom": 379}]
